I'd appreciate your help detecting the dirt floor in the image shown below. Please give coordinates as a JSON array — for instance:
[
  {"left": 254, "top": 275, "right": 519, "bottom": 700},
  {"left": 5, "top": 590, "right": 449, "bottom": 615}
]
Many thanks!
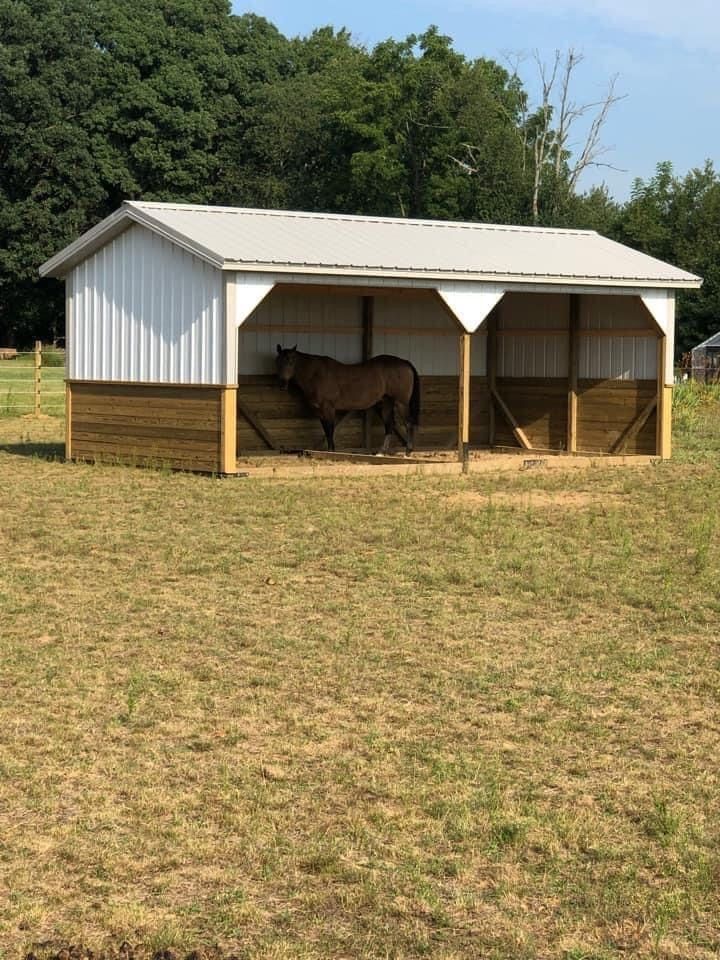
[{"left": 235, "top": 447, "right": 660, "bottom": 478}]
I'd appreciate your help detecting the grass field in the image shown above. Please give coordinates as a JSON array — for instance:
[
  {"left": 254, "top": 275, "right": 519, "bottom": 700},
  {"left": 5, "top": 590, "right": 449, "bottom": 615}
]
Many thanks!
[{"left": 1, "top": 385, "right": 719, "bottom": 959}]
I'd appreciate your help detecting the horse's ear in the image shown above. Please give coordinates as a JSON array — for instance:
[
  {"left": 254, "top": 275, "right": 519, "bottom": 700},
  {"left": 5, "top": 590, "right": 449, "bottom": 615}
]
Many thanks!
[
  {"left": 291, "top": 344, "right": 297, "bottom": 352},
  {"left": 276, "top": 344, "right": 282, "bottom": 355}
]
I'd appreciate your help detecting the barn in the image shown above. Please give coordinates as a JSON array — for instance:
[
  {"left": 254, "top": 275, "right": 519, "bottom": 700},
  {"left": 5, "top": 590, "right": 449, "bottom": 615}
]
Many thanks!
[
  {"left": 690, "top": 330, "right": 720, "bottom": 383},
  {"left": 39, "top": 202, "right": 702, "bottom": 474}
]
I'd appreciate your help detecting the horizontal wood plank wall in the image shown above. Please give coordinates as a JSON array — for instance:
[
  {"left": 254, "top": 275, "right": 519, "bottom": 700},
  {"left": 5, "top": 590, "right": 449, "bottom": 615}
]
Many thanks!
[
  {"left": 577, "top": 379, "right": 658, "bottom": 454},
  {"left": 69, "top": 382, "right": 224, "bottom": 472},
  {"left": 236, "top": 375, "right": 490, "bottom": 452},
  {"left": 489, "top": 377, "right": 658, "bottom": 454},
  {"left": 236, "top": 377, "right": 657, "bottom": 456},
  {"left": 493, "top": 378, "right": 568, "bottom": 450}
]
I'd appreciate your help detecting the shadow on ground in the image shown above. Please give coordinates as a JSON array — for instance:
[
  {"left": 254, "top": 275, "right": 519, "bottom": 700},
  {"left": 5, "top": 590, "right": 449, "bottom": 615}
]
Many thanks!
[{"left": 0, "top": 441, "right": 65, "bottom": 461}]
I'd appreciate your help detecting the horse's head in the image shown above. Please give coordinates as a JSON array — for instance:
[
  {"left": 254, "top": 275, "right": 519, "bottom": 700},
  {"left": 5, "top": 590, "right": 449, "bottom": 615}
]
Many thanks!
[{"left": 276, "top": 344, "right": 298, "bottom": 389}]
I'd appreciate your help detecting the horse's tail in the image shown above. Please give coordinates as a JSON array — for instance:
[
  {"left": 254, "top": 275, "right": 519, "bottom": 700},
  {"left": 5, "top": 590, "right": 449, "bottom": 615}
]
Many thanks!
[{"left": 408, "top": 362, "right": 421, "bottom": 427}]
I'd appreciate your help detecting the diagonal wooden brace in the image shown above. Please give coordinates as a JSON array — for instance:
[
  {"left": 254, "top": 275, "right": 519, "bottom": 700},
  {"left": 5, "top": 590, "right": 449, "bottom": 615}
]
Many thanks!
[
  {"left": 491, "top": 386, "right": 532, "bottom": 450},
  {"left": 610, "top": 396, "right": 658, "bottom": 454}
]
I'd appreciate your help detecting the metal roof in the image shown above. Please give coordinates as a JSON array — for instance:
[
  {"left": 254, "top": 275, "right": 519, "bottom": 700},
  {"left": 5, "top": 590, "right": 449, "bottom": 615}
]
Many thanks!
[
  {"left": 692, "top": 330, "right": 720, "bottom": 351},
  {"left": 40, "top": 201, "right": 703, "bottom": 289}
]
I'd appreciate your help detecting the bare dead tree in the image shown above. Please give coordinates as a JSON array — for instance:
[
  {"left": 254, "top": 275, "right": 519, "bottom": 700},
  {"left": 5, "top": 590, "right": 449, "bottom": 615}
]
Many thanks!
[
  {"left": 449, "top": 48, "right": 626, "bottom": 223},
  {"left": 526, "top": 49, "right": 626, "bottom": 222},
  {"left": 530, "top": 50, "right": 561, "bottom": 224}
]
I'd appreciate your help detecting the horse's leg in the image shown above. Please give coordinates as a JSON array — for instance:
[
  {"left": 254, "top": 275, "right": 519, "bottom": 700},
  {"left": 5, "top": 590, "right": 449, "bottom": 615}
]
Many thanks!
[
  {"left": 387, "top": 399, "right": 408, "bottom": 449},
  {"left": 320, "top": 419, "right": 335, "bottom": 451},
  {"left": 318, "top": 401, "right": 336, "bottom": 451},
  {"left": 404, "top": 399, "right": 415, "bottom": 455},
  {"left": 406, "top": 422, "right": 415, "bottom": 455},
  {"left": 380, "top": 397, "right": 396, "bottom": 454}
]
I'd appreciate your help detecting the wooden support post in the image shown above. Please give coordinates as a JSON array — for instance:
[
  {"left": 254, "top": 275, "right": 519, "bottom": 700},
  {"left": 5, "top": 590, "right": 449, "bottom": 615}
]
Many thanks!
[
  {"left": 220, "top": 386, "right": 238, "bottom": 474},
  {"left": 34, "top": 340, "right": 42, "bottom": 416},
  {"left": 567, "top": 294, "right": 580, "bottom": 453},
  {"left": 657, "top": 335, "right": 672, "bottom": 459},
  {"left": 487, "top": 312, "right": 497, "bottom": 447},
  {"left": 458, "top": 332, "right": 471, "bottom": 469},
  {"left": 660, "top": 385, "right": 672, "bottom": 459},
  {"left": 362, "top": 296, "right": 374, "bottom": 450},
  {"left": 65, "top": 381, "right": 72, "bottom": 461}
]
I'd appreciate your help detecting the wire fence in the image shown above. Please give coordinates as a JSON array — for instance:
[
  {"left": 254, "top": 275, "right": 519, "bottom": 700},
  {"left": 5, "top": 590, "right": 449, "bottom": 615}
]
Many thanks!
[{"left": 0, "top": 341, "right": 65, "bottom": 417}]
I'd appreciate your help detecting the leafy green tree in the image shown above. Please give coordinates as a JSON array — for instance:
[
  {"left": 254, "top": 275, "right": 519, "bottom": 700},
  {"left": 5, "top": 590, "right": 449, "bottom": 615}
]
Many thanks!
[
  {"left": 92, "top": 0, "right": 249, "bottom": 204},
  {"left": 237, "top": 26, "right": 373, "bottom": 211},
  {"left": 351, "top": 28, "right": 529, "bottom": 222},
  {"left": 555, "top": 184, "right": 622, "bottom": 233},
  {"left": 0, "top": 1, "right": 286, "bottom": 344},
  {"left": 2, "top": 5, "right": 713, "bottom": 355},
  {"left": 0, "top": 0, "right": 119, "bottom": 344},
  {"left": 617, "top": 161, "right": 720, "bottom": 354},
  {"left": 244, "top": 25, "right": 531, "bottom": 222},
  {"left": 211, "top": 13, "right": 293, "bottom": 205}
]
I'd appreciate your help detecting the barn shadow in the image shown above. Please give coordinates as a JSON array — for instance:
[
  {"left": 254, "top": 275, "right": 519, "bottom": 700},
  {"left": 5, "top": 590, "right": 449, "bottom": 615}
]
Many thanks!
[{"left": 0, "top": 441, "right": 65, "bottom": 461}]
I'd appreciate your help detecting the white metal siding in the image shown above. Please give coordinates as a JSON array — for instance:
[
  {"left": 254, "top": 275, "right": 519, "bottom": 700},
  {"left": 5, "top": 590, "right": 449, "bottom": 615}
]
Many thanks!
[
  {"left": 497, "top": 293, "right": 569, "bottom": 377},
  {"left": 578, "top": 337, "right": 657, "bottom": 379},
  {"left": 579, "top": 294, "right": 657, "bottom": 380},
  {"left": 238, "top": 290, "right": 469, "bottom": 377},
  {"left": 373, "top": 296, "right": 463, "bottom": 375},
  {"left": 497, "top": 334, "right": 569, "bottom": 377},
  {"left": 238, "top": 290, "right": 363, "bottom": 376},
  {"left": 580, "top": 293, "right": 650, "bottom": 329},
  {"left": 68, "top": 224, "right": 223, "bottom": 384},
  {"left": 470, "top": 332, "right": 488, "bottom": 376}
]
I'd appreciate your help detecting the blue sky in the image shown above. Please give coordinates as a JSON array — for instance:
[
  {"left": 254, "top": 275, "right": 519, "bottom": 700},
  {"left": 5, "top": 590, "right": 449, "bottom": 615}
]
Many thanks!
[{"left": 232, "top": 0, "right": 720, "bottom": 202}]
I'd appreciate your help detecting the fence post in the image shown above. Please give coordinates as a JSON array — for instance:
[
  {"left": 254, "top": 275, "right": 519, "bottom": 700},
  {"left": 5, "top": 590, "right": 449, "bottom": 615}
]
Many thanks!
[{"left": 34, "top": 340, "right": 42, "bottom": 416}]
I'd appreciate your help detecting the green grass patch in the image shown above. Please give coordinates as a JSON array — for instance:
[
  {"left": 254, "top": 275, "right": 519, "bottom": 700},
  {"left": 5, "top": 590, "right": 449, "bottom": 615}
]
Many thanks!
[{"left": 1, "top": 393, "right": 719, "bottom": 959}]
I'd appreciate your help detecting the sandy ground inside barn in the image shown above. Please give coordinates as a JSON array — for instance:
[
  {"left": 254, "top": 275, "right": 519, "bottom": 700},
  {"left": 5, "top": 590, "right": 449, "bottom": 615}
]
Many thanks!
[{"left": 234, "top": 447, "right": 661, "bottom": 479}]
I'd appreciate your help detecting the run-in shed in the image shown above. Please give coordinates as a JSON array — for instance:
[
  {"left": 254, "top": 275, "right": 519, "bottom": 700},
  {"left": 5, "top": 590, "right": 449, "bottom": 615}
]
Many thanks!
[
  {"left": 39, "top": 202, "right": 702, "bottom": 473},
  {"left": 690, "top": 330, "right": 720, "bottom": 383}
]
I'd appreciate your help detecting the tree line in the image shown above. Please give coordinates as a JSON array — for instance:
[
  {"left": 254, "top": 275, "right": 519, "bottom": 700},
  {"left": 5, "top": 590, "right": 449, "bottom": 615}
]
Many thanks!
[{"left": 1, "top": 0, "right": 717, "bottom": 353}]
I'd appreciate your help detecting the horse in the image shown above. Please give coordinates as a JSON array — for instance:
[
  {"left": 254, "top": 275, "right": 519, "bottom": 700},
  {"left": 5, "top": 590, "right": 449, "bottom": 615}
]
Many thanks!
[{"left": 275, "top": 345, "right": 421, "bottom": 454}]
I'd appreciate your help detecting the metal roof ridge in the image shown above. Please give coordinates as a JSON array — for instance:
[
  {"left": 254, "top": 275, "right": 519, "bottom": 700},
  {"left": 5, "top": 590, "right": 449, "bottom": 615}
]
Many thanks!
[{"left": 123, "top": 201, "right": 598, "bottom": 237}]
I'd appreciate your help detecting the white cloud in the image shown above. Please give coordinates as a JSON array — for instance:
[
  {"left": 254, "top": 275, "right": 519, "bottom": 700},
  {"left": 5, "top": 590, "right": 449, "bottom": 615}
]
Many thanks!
[{"left": 458, "top": 0, "right": 720, "bottom": 51}]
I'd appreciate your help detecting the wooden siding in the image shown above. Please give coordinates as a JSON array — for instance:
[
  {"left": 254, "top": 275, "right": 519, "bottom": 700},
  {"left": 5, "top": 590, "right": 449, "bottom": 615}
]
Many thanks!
[
  {"left": 493, "top": 378, "right": 568, "bottom": 450},
  {"left": 236, "top": 373, "right": 658, "bottom": 456},
  {"left": 69, "top": 382, "right": 225, "bottom": 472},
  {"left": 577, "top": 379, "right": 658, "bottom": 455},
  {"left": 490, "top": 377, "right": 658, "bottom": 454},
  {"left": 236, "top": 375, "right": 490, "bottom": 453}
]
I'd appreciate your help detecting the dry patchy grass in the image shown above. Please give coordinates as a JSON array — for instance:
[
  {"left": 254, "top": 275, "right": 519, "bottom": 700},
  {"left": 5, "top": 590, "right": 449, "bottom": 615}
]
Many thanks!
[{"left": 1, "top": 403, "right": 719, "bottom": 960}]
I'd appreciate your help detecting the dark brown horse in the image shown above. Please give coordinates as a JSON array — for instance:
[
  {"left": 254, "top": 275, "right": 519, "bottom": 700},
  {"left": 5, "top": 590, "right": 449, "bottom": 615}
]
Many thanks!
[{"left": 275, "top": 345, "right": 420, "bottom": 454}]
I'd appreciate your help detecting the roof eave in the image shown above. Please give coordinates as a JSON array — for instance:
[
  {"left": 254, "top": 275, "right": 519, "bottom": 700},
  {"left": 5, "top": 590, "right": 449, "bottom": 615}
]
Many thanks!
[
  {"left": 39, "top": 206, "right": 130, "bottom": 278},
  {"left": 38, "top": 202, "right": 225, "bottom": 279},
  {"left": 221, "top": 260, "right": 703, "bottom": 290}
]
